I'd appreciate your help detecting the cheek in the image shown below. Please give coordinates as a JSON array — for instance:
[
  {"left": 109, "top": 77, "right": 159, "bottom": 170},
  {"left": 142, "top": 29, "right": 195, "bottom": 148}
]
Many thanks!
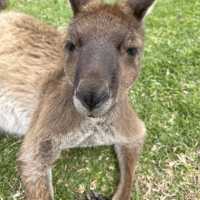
[
  {"left": 119, "top": 60, "right": 139, "bottom": 88},
  {"left": 66, "top": 65, "right": 76, "bottom": 83},
  {"left": 64, "top": 57, "right": 77, "bottom": 84},
  {"left": 121, "top": 68, "right": 137, "bottom": 87}
]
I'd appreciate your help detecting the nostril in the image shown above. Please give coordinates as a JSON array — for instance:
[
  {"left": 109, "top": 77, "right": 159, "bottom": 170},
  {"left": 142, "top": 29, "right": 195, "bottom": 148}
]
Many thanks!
[
  {"left": 76, "top": 90, "right": 109, "bottom": 111},
  {"left": 96, "top": 91, "right": 109, "bottom": 106}
]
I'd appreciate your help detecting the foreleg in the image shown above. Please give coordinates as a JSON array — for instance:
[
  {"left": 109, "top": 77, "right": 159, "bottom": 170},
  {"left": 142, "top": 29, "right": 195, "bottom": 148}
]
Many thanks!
[
  {"left": 18, "top": 135, "right": 60, "bottom": 200},
  {"left": 112, "top": 142, "right": 143, "bottom": 200}
]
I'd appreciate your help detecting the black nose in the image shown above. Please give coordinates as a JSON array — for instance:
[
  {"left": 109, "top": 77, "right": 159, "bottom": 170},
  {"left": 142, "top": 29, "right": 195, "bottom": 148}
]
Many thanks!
[{"left": 76, "top": 87, "right": 109, "bottom": 111}]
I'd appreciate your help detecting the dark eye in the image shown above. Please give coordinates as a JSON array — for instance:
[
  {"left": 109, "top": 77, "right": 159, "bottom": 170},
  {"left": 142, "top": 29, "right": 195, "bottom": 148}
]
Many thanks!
[
  {"left": 127, "top": 47, "right": 138, "bottom": 56},
  {"left": 65, "top": 41, "right": 76, "bottom": 52}
]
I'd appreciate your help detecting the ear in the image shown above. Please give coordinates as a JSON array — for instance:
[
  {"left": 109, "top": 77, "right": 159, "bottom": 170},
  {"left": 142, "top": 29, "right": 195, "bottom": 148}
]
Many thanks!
[
  {"left": 123, "top": 0, "right": 156, "bottom": 20},
  {"left": 69, "top": 0, "right": 100, "bottom": 15}
]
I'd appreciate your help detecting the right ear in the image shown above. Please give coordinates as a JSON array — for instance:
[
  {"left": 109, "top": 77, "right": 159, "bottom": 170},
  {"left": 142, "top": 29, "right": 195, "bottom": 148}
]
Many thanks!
[
  {"left": 122, "top": 0, "right": 156, "bottom": 20},
  {"left": 69, "top": 0, "right": 100, "bottom": 15}
]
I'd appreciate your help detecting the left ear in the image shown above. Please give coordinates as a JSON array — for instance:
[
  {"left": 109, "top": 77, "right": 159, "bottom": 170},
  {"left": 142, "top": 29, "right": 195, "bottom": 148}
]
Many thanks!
[{"left": 123, "top": 0, "right": 156, "bottom": 20}]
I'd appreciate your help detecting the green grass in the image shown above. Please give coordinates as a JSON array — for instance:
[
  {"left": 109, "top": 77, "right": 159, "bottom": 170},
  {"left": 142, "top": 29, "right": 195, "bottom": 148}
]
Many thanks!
[{"left": 0, "top": 0, "right": 200, "bottom": 199}]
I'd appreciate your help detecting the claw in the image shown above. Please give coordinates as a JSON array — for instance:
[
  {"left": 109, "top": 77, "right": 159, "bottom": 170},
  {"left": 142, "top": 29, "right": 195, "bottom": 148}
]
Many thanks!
[{"left": 85, "top": 191, "right": 110, "bottom": 200}]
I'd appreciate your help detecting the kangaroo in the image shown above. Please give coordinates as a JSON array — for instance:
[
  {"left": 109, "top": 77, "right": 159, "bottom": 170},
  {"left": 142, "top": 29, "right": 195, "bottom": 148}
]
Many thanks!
[{"left": 0, "top": 0, "right": 155, "bottom": 199}]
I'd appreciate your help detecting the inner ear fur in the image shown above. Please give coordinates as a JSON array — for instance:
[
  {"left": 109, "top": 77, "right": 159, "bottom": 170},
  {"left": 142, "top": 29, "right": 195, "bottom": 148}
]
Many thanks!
[
  {"left": 69, "top": 0, "right": 101, "bottom": 15},
  {"left": 122, "top": 0, "right": 155, "bottom": 20}
]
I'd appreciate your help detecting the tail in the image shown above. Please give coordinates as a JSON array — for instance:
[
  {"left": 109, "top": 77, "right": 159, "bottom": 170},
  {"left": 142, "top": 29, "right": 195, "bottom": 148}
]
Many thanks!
[{"left": 0, "top": 0, "right": 7, "bottom": 10}]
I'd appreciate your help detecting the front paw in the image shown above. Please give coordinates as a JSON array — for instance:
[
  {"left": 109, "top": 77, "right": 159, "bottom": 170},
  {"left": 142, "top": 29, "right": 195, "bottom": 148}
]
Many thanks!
[{"left": 85, "top": 191, "right": 110, "bottom": 200}]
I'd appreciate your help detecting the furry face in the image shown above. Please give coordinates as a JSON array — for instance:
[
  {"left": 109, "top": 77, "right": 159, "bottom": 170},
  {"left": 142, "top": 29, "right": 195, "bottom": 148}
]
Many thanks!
[{"left": 64, "top": 4, "right": 144, "bottom": 117}]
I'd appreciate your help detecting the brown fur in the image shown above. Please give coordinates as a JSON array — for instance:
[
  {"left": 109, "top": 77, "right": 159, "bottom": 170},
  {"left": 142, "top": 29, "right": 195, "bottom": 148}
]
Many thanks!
[{"left": 0, "top": 0, "right": 155, "bottom": 199}]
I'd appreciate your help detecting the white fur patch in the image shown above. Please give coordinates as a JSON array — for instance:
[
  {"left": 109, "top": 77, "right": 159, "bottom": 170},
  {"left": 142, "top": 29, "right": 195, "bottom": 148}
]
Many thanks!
[
  {"left": 0, "top": 88, "right": 33, "bottom": 136},
  {"left": 145, "top": 1, "right": 157, "bottom": 17},
  {"left": 73, "top": 96, "right": 89, "bottom": 116}
]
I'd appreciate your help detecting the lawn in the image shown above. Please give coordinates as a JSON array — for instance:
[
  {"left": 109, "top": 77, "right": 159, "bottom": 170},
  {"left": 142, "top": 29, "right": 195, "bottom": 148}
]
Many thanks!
[{"left": 0, "top": 0, "right": 200, "bottom": 199}]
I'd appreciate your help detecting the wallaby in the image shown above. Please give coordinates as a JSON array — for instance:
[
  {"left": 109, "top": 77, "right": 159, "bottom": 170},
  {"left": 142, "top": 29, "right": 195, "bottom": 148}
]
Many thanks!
[{"left": 0, "top": 0, "right": 155, "bottom": 199}]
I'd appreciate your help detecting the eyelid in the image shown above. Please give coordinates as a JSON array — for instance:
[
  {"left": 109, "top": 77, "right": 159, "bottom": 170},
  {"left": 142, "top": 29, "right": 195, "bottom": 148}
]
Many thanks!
[
  {"left": 118, "top": 36, "right": 140, "bottom": 51},
  {"left": 127, "top": 45, "right": 141, "bottom": 52},
  {"left": 124, "top": 35, "right": 142, "bottom": 50}
]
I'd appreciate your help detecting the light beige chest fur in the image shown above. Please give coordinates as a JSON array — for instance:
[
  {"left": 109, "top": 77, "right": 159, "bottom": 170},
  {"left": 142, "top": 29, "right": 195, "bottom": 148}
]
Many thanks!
[
  {"left": 60, "top": 118, "right": 117, "bottom": 148},
  {"left": 60, "top": 116, "right": 145, "bottom": 149}
]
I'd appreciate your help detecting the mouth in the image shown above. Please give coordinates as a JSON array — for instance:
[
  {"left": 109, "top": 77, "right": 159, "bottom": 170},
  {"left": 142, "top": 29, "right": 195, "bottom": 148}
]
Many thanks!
[{"left": 87, "top": 113, "right": 95, "bottom": 118}]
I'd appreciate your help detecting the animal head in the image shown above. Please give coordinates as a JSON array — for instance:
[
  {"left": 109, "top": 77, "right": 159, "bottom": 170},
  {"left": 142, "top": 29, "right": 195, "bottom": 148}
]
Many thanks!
[{"left": 64, "top": 0, "right": 155, "bottom": 117}]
